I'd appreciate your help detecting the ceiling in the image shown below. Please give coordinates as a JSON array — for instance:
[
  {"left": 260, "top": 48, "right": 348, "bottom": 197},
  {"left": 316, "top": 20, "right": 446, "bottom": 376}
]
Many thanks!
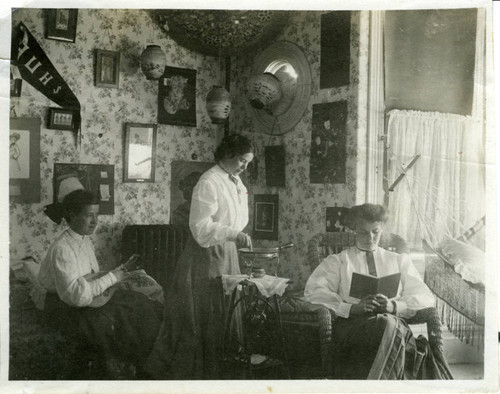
[{"left": 149, "top": 10, "right": 291, "bottom": 56}]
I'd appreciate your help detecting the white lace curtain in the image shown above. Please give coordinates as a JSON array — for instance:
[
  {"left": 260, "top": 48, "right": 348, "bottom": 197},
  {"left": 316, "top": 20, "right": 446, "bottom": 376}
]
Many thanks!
[{"left": 385, "top": 9, "right": 487, "bottom": 251}]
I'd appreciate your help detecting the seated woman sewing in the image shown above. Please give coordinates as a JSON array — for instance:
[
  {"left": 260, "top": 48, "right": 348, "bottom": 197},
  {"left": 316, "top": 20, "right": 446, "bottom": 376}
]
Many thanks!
[
  {"left": 38, "top": 188, "right": 163, "bottom": 379},
  {"left": 304, "top": 203, "right": 451, "bottom": 379}
]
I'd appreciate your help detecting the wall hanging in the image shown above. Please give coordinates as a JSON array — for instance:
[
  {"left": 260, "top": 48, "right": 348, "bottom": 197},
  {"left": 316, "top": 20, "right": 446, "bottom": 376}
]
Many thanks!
[
  {"left": 45, "top": 9, "right": 78, "bottom": 43},
  {"left": 12, "top": 22, "right": 81, "bottom": 129},
  {"left": 53, "top": 163, "right": 115, "bottom": 215},
  {"left": 47, "top": 107, "right": 79, "bottom": 131},
  {"left": 140, "top": 45, "right": 166, "bottom": 80},
  {"left": 247, "top": 41, "right": 312, "bottom": 135},
  {"left": 9, "top": 117, "right": 41, "bottom": 203},
  {"left": 10, "top": 65, "right": 22, "bottom": 97},
  {"left": 95, "top": 49, "right": 120, "bottom": 88},
  {"left": 310, "top": 101, "right": 348, "bottom": 184},
  {"left": 326, "top": 206, "right": 350, "bottom": 232},
  {"left": 158, "top": 66, "right": 197, "bottom": 127},
  {"left": 123, "top": 123, "right": 157, "bottom": 183},
  {"left": 253, "top": 194, "right": 279, "bottom": 241},
  {"left": 170, "top": 160, "right": 214, "bottom": 225},
  {"left": 320, "top": 11, "right": 351, "bottom": 89}
]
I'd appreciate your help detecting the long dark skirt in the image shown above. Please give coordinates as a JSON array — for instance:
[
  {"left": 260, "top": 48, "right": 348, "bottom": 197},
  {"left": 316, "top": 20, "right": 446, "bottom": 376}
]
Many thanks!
[
  {"left": 44, "top": 289, "right": 163, "bottom": 369},
  {"left": 144, "top": 236, "right": 240, "bottom": 380},
  {"left": 331, "top": 313, "right": 453, "bottom": 380}
]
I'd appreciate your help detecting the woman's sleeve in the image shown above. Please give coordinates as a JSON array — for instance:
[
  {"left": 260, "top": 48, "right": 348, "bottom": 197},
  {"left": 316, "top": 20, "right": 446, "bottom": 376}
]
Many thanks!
[
  {"left": 51, "top": 244, "right": 117, "bottom": 307},
  {"left": 394, "top": 254, "right": 435, "bottom": 319},
  {"left": 304, "top": 255, "right": 353, "bottom": 318},
  {"left": 189, "top": 178, "right": 240, "bottom": 248}
]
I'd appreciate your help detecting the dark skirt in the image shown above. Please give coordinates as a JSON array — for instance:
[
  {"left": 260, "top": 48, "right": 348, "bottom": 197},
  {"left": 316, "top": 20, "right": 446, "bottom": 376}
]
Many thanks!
[
  {"left": 144, "top": 236, "right": 240, "bottom": 380},
  {"left": 44, "top": 289, "right": 163, "bottom": 368},
  {"left": 331, "top": 313, "right": 453, "bottom": 380}
]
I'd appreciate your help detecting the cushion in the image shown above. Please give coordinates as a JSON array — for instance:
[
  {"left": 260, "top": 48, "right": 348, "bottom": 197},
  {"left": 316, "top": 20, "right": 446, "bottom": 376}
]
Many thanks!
[{"left": 438, "top": 236, "right": 485, "bottom": 285}]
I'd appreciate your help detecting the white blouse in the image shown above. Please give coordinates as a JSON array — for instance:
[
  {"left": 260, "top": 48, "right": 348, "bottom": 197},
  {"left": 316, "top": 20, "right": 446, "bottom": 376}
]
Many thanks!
[
  {"left": 304, "top": 246, "right": 435, "bottom": 319},
  {"left": 189, "top": 165, "right": 249, "bottom": 248},
  {"left": 38, "top": 228, "right": 117, "bottom": 307}
]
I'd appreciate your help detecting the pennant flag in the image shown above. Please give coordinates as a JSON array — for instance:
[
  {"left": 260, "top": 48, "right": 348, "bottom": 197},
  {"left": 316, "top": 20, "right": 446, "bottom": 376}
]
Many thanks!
[{"left": 11, "top": 22, "right": 81, "bottom": 128}]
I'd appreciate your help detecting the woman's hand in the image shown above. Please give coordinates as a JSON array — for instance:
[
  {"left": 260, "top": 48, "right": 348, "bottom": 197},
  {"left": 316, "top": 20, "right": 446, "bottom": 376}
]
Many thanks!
[
  {"left": 111, "top": 265, "right": 128, "bottom": 282},
  {"left": 350, "top": 295, "right": 381, "bottom": 315},
  {"left": 236, "top": 232, "right": 253, "bottom": 250},
  {"left": 374, "top": 294, "right": 394, "bottom": 314}
]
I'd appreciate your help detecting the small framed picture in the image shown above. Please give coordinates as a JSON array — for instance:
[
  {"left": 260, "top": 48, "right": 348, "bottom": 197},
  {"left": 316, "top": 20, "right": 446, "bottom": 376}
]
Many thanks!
[
  {"left": 253, "top": 194, "right": 279, "bottom": 240},
  {"left": 95, "top": 49, "right": 120, "bottom": 88},
  {"left": 48, "top": 107, "right": 78, "bottom": 130},
  {"left": 158, "top": 66, "right": 197, "bottom": 127},
  {"left": 46, "top": 9, "right": 78, "bottom": 43},
  {"left": 123, "top": 123, "right": 157, "bottom": 183}
]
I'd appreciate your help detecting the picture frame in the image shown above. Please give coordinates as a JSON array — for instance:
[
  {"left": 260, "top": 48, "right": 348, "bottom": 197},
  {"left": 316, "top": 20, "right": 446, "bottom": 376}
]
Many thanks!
[
  {"left": 123, "top": 123, "right": 157, "bottom": 183},
  {"left": 170, "top": 160, "right": 214, "bottom": 225},
  {"left": 47, "top": 107, "right": 78, "bottom": 130},
  {"left": 45, "top": 9, "right": 78, "bottom": 43},
  {"left": 9, "top": 117, "right": 41, "bottom": 203},
  {"left": 95, "top": 49, "right": 120, "bottom": 88},
  {"left": 326, "top": 206, "right": 350, "bottom": 232},
  {"left": 54, "top": 163, "right": 115, "bottom": 215},
  {"left": 253, "top": 194, "right": 279, "bottom": 240},
  {"left": 158, "top": 66, "right": 197, "bottom": 127}
]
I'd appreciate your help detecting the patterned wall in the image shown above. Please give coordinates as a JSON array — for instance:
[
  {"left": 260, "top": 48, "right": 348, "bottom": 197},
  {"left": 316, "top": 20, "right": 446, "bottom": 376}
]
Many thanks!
[
  {"left": 230, "top": 11, "right": 367, "bottom": 288},
  {"left": 9, "top": 9, "right": 224, "bottom": 270},
  {"left": 9, "top": 9, "right": 368, "bottom": 288}
]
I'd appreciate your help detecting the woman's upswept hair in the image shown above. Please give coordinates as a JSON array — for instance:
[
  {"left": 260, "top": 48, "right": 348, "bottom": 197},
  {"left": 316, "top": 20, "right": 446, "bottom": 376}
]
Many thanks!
[
  {"left": 346, "top": 203, "right": 389, "bottom": 229},
  {"left": 62, "top": 189, "right": 99, "bottom": 222},
  {"left": 214, "top": 134, "right": 254, "bottom": 162}
]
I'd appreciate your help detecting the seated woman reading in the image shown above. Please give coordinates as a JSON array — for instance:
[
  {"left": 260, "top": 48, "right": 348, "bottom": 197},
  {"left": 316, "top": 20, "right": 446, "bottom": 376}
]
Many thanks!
[
  {"left": 304, "top": 203, "right": 452, "bottom": 379},
  {"left": 38, "top": 188, "right": 163, "bottom": 378}
]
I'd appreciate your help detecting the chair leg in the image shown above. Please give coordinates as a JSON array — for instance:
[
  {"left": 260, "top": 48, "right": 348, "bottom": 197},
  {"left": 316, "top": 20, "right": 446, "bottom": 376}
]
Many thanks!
[{"left": 316, "top": 307, "right": 333, "bottom": 376}]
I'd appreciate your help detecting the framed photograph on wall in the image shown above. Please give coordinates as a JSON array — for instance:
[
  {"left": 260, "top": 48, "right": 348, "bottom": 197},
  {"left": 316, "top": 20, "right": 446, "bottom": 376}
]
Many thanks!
[
  {"left": 46, "top": 9, "right": 78, "bottom": 43},
  {"left": 95, "top": 49, "right": 120, "bottom": 88},
  {"left": 253, "top": 194, "right": 279, "bottom": 240},
  {"left": 9, "top": 117, "right": 41, "bottom": 203},
  {"left": 170, "top": 160, "right": 214, "bottom": 226},
  {"left": 158, "top": 66, "right": 197, "bottom": 127},
  {"left": 326, "top": 206, "right": 349, "bottom": 232},
  {"left": 123, "top": 123, "right": 157, "bottom": 183},
  {"left": 47, "top": 107, "right": 78, "bottom": 130},
  {"left": 53, "top": 163, "right": 115, "bottom": 215}
]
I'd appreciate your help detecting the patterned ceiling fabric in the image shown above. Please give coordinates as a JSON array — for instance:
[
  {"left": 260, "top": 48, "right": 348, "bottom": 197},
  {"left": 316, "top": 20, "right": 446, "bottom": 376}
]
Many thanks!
[{"left": 149, "top": 10, "right": 291, "bottom": 56}]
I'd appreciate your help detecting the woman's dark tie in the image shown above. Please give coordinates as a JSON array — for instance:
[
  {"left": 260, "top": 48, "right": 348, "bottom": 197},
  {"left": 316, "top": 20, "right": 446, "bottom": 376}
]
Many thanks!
[{"left": 366, "top": 251, "right": 377, "bottom": 276}]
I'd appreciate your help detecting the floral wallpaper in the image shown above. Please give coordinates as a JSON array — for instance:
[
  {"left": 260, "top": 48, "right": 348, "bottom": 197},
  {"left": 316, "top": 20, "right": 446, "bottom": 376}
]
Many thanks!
[
  {"left": 230, "top": 11, "right": 369, "bottom": 288},
  {"left": 9, "top": 9, "right": 224, "bottom": 270},
  {"left": 9, "top": 9, "right": 369, "bottom": 289}
]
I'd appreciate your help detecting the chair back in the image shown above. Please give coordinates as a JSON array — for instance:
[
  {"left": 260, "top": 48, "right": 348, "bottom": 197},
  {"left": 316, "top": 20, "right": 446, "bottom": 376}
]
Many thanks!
[{"left": 307, "top": 231, "right": 409, "bottom": 272}]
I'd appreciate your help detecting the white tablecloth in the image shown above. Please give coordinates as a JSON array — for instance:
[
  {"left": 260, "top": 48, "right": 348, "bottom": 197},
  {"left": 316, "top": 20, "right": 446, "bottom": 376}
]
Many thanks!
[{"left": 221, "top": 274, "right": 289, "bottom": 298}]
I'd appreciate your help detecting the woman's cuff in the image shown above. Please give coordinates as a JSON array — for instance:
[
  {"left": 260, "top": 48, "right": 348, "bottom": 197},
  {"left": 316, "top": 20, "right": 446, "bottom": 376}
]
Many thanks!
[{"left": 391, "top": 300, "right": 398, "bottom": 315}]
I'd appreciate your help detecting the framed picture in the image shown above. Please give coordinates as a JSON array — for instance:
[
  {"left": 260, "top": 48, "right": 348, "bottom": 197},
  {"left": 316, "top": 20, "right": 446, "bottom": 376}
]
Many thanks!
[
  {"left": 326, "top": 206, "right": 350, "bottom": 232},
  {"left": 170, "top": 160, "right": 214, "bottom": 225},
  {"left": 45, "top": 9, "right": 78, "bottom": 43},
  {"left": 123, "top": 123, "right": 157, "bottom": 183},
  {"left": 48, "top": 107, "right": 78, "bottom": 130},
  {"left": 10, "top": 117, "right": 41, "bottom": 203},
  {"left": 54, "top": 163, "right": 115, "bottom": 214},
  {"left": 158, "top": 66, "right": 197, "bottom": 127},
  {"left": 95, "top": 49, "right": 120, "bottom": 88},
  {"left": 253, "top": 194, "right": 279, "bottom": 240}
]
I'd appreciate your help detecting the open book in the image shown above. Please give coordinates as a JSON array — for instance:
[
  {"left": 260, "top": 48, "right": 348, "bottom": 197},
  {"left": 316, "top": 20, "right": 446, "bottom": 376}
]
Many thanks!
[{"left": 349, "top": 272, "right": 401, "bottom": 299}]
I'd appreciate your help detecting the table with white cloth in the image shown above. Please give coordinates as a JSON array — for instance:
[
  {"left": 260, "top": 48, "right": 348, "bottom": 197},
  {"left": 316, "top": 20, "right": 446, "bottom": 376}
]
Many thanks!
[{"left": 221, "top": 274, "right": 291, "bottom": 379}]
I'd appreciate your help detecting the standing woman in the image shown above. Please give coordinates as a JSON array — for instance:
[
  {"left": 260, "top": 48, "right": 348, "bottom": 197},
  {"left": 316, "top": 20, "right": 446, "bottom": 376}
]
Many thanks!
[{"left": 145, "top": 134, "right": 254, "bottom": 379}]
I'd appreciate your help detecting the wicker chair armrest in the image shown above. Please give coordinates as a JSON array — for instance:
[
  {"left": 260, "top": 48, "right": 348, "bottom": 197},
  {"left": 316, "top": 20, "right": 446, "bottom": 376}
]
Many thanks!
[{"left": 405, "top": 307, "right": 443, "bottom": 351}]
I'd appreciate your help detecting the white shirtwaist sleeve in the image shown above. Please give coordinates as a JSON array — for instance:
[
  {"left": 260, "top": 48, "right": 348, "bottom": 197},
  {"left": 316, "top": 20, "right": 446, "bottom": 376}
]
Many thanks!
[
  {"left": 189, "top": 178, "right": 240, "bottom": 248},
  {"left": 304, "top": 255, "right": 353, "bottom": 318},
  {"left": 51, "top": 244, "right": 117, "bottom": 307},
  {"left": 394, "top": 254, "right": 435, "bottom": 319}
]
